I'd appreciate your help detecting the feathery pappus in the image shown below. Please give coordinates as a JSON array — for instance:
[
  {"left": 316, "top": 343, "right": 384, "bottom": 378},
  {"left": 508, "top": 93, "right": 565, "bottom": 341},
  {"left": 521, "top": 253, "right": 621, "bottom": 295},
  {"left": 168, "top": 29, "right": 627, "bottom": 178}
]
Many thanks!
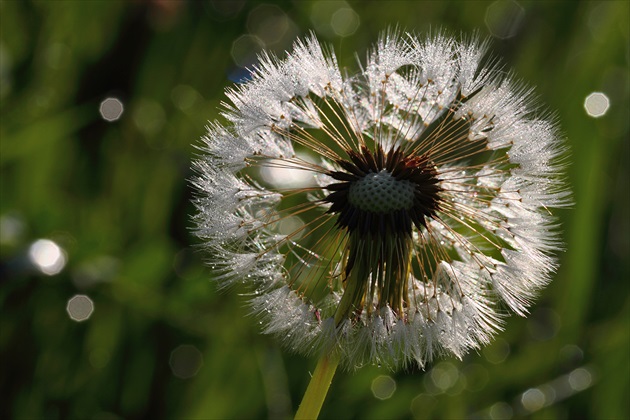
[{"left": 192, "top": 30, "right": 570, "bottom": 369}]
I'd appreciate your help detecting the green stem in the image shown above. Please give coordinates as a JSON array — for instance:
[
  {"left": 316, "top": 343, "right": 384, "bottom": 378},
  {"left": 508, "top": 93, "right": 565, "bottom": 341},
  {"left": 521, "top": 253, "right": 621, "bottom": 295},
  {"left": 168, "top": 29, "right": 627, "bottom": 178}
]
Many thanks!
[{"left": 295, "top": 352, "right": 340, "bottom": 420}]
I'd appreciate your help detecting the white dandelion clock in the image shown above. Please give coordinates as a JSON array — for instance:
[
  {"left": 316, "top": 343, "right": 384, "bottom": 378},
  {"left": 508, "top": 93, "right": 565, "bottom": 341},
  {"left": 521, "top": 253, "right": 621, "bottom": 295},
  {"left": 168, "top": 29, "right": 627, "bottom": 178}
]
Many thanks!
[{"left": 192, "top": 31, "right": 570, "bottom": 378}]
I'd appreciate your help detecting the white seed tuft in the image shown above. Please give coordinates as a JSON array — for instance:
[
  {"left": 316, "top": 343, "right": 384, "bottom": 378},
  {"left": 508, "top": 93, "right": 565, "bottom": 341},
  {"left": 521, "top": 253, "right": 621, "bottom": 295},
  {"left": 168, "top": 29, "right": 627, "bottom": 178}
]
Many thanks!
[{"left": 192, "top": 30, "right": 570, "bottom": 370}]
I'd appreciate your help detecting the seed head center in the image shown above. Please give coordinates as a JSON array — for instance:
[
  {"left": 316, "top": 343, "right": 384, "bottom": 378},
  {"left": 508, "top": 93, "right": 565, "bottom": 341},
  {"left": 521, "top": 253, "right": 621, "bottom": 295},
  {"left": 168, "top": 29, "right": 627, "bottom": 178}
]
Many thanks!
[{"left": 348, "top": 170, "right": 415, "bottom": 213}]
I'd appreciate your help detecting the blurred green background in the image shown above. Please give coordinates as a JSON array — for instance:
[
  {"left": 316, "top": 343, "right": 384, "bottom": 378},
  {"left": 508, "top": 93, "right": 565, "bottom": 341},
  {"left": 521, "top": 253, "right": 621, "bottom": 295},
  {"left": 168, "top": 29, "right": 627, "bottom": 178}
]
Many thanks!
[{"left": 1, "top": 0, "right": 628, "bottom": 419}]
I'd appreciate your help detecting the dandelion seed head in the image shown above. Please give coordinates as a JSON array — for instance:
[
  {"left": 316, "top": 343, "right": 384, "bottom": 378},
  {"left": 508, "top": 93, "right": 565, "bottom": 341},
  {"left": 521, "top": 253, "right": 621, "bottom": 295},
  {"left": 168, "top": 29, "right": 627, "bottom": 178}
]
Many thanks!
[
  {"left": 193, "top": 30, "right": 570, "bottom": 369},
  {"left": 348, "top": 171, "right": 415, "bottom": 213}
]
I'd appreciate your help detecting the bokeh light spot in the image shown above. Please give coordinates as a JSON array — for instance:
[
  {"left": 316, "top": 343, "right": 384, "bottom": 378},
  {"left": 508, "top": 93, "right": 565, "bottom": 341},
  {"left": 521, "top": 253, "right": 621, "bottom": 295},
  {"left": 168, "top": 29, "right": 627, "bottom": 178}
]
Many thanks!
[
  {"left": 489, "top": 401, "right": 513, "bottom": 419},
  {"left": 483, "top": 337, "right": 511, "bottom": 364},
  {"left": 171, "top": 84, "right": 201, "bottom": 111},
  {"left": 485, "top": 0, "right": 525, "bottom": 39},
  {"left": 133, "top": 99, "right": 166, "bottom": 137},
  {"left": 559, "top": 344, "right": 584, "bottom": 366},
  {"left": 521, "top": 387, "right": 546, "bottom": 412},
  {"left": 568, "top": 367, "right": 593, "bottom": 391},
  {"left": 247, "top": 4, "right": 289, "bottom": 45},
  {"left": 231, "top": 34, "right": 265, "bottom": 68},
  {"left": 259, "top": 157, "right": 317, "bottom": 188},
  {"left": 462, "top": 363, "right": 489, "bottom": 392},
  {"left": 429, "top": 362, "right": 460, "bottom": 392},
  {"left": 584, "top": 92, "right": 610, "bottom": 117},
  {"left": 539, "top": 383, "right": 557, "bottom": 405},
  {"left": 276, "top": 216, "right": 306, "bottom": 240},
  {"left": 28, "top": 239, "right": 66, "bottom": 275},
  {"left": 371, "top": 375, "right": 396, "bottom": 400},
  {"left": 66, "top": 294, "right": 94, "bottom": 322},
  {"left": 331, "top": 8, "right": 360, "bottom": 37},
  {"left": 311, "top": 1, "right": 357, "bottom": 38},
  {"left": 169, "top": 345, "right": 204, "bottom": 379},
  {"left": 99, "top": 97, "right": 124, "bottom": 122}
]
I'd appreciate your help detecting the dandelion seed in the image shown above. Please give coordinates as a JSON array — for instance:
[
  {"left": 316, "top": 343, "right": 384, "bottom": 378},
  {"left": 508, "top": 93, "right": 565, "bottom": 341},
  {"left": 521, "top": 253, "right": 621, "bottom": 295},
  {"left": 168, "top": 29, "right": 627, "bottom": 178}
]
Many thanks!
[{"left": 192, "top": 30, "right": 570, "bottom": 370}]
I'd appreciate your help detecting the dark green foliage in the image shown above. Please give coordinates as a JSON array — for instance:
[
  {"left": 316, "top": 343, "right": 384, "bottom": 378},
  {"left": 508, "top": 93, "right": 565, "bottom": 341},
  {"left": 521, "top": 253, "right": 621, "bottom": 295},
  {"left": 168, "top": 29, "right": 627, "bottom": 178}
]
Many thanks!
[{"left": 1, "top": 1, "right": 628, "bottom": 419}]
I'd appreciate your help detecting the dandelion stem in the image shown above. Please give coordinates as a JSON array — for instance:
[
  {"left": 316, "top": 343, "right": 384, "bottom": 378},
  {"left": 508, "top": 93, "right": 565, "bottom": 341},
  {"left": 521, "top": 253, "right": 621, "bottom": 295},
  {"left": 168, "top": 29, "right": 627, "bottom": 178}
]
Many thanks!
[{"left": 295, "top": 352, "right": 340, "bottom": 420}]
